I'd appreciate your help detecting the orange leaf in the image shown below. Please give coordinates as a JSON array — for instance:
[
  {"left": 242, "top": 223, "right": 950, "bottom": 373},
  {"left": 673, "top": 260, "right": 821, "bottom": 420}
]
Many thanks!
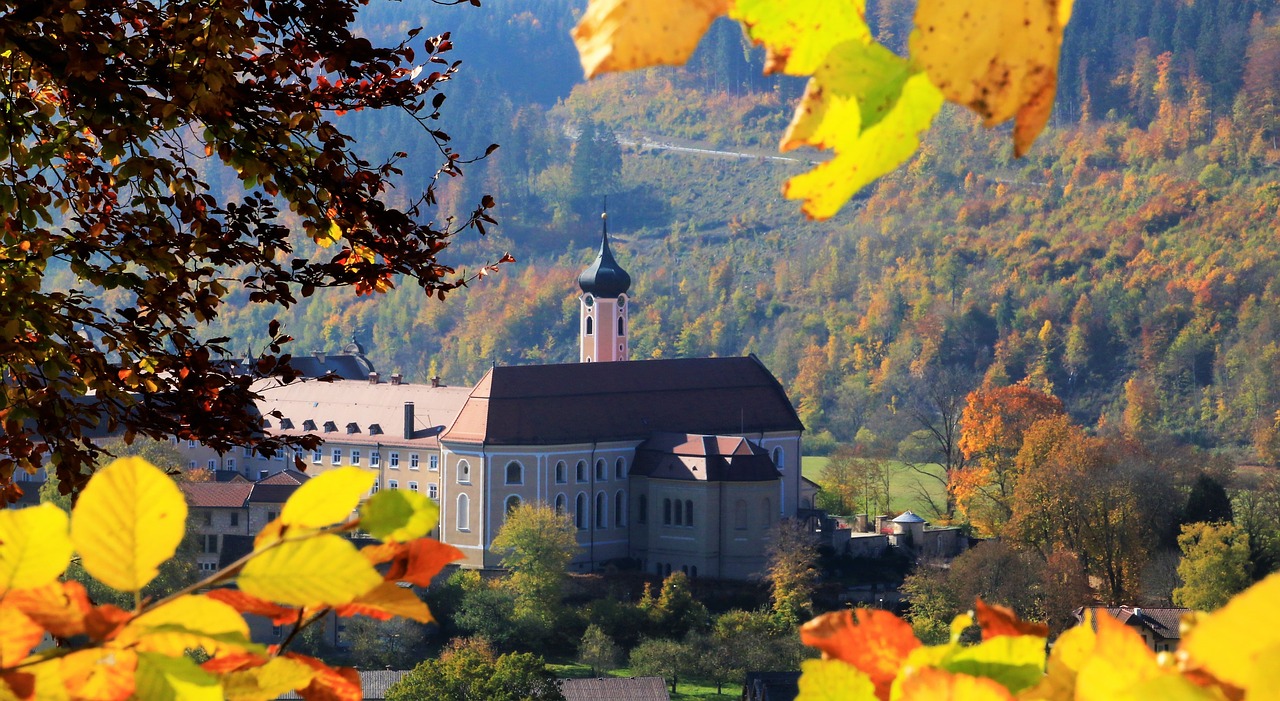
[
  {"left": 800, "top": 609, "right": 921, "bottom": 700},
  {"left": 335, "top": 582, "right": 433, "bottom": 623},
  {"left": 285, "top": 654, "right": 361, "bottom": 701},
  {"left": 206, "top": 589, "right": 301, "bottom": 625},
  {"left": 385, "top": 539, "right": 462, "bottom": 586},
  {"left": 900, "top": 668, "right": 1015, "bottom": 700},
  {"left": 84, "top": 604, "right": 132, "bottom": 643},
  {"left": 61, "top": 648, "right": 137, "bottom": 701},
  {"left": 0, "top": 672, "right": 34, "bottom": 701},
  {"left": 6, "top": 581, "right": 92, "bottom": 638},
  {"left": 0, "top": 604, "right": 43, "bottom": 667},
  {"left": 974, "top": 598, "right": 1048, "bottom": 641},
  {"left": 359, "top": 542, "right": 404, "bottom": 566},
  {"left": 201, "top": 651, "right": 269, "bottom": 675}
]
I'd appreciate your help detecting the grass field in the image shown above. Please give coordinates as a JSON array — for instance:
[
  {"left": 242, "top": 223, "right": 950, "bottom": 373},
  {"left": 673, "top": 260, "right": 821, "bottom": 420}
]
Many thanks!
[
  {"left": 549, "top": 663, "right": 738, "bottom": 699},
  {"left": 802, "top": 456, "right": 947, "bottom": 519}
]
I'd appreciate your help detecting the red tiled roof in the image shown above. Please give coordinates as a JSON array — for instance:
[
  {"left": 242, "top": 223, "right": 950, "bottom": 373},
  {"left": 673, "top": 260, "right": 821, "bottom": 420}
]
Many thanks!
[
  {"left": 182, "top": 482, "right": 252, "bottom": 508},
  {"left": 632, "top": 432, "right": 781, "bottom": 482},
  {"left": 258, "top": 469, "right": 309, "bottom": 485},
  {"left": 443, "top": 356, "right": 803, "bottom": 446}
]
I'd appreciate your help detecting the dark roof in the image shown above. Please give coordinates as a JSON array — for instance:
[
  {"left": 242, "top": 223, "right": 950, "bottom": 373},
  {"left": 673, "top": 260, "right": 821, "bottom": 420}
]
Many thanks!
[
  {"left": 1076, "top": 606, "right": 1188, "bottom": 640},
  {"left": 561, "top": 677, "right": 669, "bottom": 701},
  {"left": 248, "top": 483, "right": 299, "bottom": 504},
  {"left": 578, "top": 229, "right": 631, "bottom": 298},
  {"left": 214, "top": 470, "right": 250, "bottom": 483},
  {"left": 278, "top": 670, "right": 407, "bottom": 700},
  {"left": 632, "top": 433, "right": 781, "bottom": 482},
  {"left": 225, "top": 350, "right": 375, "bottom": 381},
  {"left": 218, "top": 534, "right": 256, "bottom": 569},
  {"left": 743, "top": 672, "right": 800, "bottom": 701},
  {"left": 442, "top": 356, "right": 803, "bottom": 446}
]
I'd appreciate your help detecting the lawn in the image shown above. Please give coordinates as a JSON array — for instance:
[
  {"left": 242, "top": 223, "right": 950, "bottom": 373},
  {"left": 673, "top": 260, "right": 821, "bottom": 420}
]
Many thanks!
[
  {"left": 549, "top": 663, "right": 739, "bottom": 700},
  {"left": 802, "top": 456, "right": 947, "bottom": 519}
]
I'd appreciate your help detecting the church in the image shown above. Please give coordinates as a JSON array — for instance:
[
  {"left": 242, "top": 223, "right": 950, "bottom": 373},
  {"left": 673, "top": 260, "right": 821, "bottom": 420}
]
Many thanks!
[{"left": 183, "top": 216, "right": 809, "bottom": 580}]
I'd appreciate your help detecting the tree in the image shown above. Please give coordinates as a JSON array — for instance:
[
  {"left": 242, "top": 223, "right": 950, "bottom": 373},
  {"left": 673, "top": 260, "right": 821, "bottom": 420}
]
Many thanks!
[
  {"left": 1174, "top": 522, "right": 1252, "bottom": 611},
  {"left": 0, "top": 0, "right": 503, "bottom": 495},
  {"left": 818, "top": 448, "right": 888, "bottom": 516},
  {"left": 386, "top": 638, "right": 563, "bottom": 701},
  {"left": 490, "top": 502, "right": 580, "bottom": 627},
  {"left": 641, "top": 571, "right": 710, "bottom": 639},
  {"left": 628, "top": 637, "right": 693, "bottom": 694},
  {"left": 346, "top": 616, "right": 428, "bottom": 671},
  {"left": 1182, "top": 473, "right": 1234, "bottom": 526},
  {"left": 577, "top": 624, "right": 619, "bottom": 676},
  {"left": 766, "top": 519, "right": 819, "bottom": 628},
  {"left": 903, "top": 366, "right": 977, "bottom": 520}
]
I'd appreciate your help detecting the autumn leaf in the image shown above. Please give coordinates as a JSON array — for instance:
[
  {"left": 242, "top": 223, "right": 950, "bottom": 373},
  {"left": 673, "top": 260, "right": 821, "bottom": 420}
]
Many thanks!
[
  {"left": 6, "top": 581, "right": 93, "bottom": 639},
  {"left": 219, "top": 657, "right": 317, "bottom": 701},
  {"left": 359, "top": 488, "right": 438, "bottom": 542},
  {"left": 800, "top": 609, "right": 921, "bottom": 700},
  {"left": 974, "top": 599, "right": 1049, "bottom": 640},
  {"left": 279, "top": 466, "right": 374, "bottom": 531},
  {"left": 238, "top": 534, "right": 382, "bottom": 607},
  {"left": 205, "top": 589, "right": 300, "bottom": 626},
  {"left": 60, "top": 648, "right": 138, "bottom": 701},
  {"left": 285, "top": 654, "right": 362, "bottom": 701},
  {"left": 335, "top": 582, "right": 433, "bottom": 623},
  {"left": 70, "top": 457, "right": 187, "bottom": 592},
  {"left": 117, "top": 595, "right": 256, "bottom": 657},
  {"left": 1074, "top": 611, "right": 1177, "bottom": 701},
  {"left": 795, "top": 659, "right": 877, "bottom": 701},
  {"left": 909, "top": 0, "right": 1074, "bottom": 156},
  {"left": 0, "top": 604, "right": 44, "bottom": 667},
  {"left": 0, "top": 503, "right": 73, "bottom": 593},
  {"left": 380, "top": 538, "right": 465, "bottom": 586},
  {"left": 133, "top": 653, "right": 222, "bottom": 701},
  {"left": 1180, "top": 571, "right": 1280, "bottom": 694},
  {"left": 730, "top": 0, "right": 873, "bottom": 75},
  {"left": 899, "top": 668, "right": 1015, "bottom": 701},
  {"left": 1018, "top": 624, "right": 1093, "bottom": 701},
  {"left": 572, "top": 0, "right": 729, "bottom": 78}
]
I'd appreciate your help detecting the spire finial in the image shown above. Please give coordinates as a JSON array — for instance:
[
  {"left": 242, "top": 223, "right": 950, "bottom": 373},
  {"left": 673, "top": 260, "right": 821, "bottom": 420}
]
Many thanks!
[{"left": 601, "top": 197, "right": 608, "bottom": 240}]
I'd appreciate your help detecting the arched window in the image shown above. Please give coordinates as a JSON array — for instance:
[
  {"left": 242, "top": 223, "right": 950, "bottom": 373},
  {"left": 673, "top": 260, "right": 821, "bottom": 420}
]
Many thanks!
[
  {"left": 575, "top": 493, "right": 587, "bottom": 530},
  {"left": 772, "top": 447, "right": 783, "bottom": 469},
  {"left": 614, "top": 490, "right": 625, "bottom": 527},
  {"left": 674, "top": 500, "right": 683, "bottom": 526},
  {"left": 505, "top": 495, "right": 522, "bottom": 519},
  {"left": 734, "top": 499, "right": 747, "bottom": 530},
  {"left": 684, "top": 500, "right": 693, "bottom": 527},
  {"left": 595, "top": 459, "right": 606, "bottom": 481},
  {"left": 555, "top": 494, "right": 567, "bottom": 515},
  {"left": 762, "top": 498, "right": 773, "bottom": 527},
  {"left": 595, "top": 492, "right": 606, "bottom": 529},
  {"left": 457, "top": 494, "right": 470, "bottom": 531},
  {"left": 615, "top": 457, "right": 625, "bottom": 479},
  {"left": 681, "top": 565, "right": 688, "bottom": 575},
  {"left": 457, "top": 459, "right": 470, "bottom": 484},
  {"left": 575, "top": 461, "right": 586, "bottom": 482},
  {"left": 505, "top": 461, "right": 522, "bottom": 485},
  {"left": 663, "top": 498, "right": 672, "bottom": 525},
  {"left": 585, "top": 316, "right": 593, "bottom": 335},
  {"left": 617, "top": 316, "right": 625, "bottom": 336},
  {"left": 691, "top": 566, "right": 698, "bottom": 578},
  {"left": 555, "top": 461, "right": 566, "bottom": 484},
  {"left": 638, "top": 495, "right": 648, "bottom": 524}
]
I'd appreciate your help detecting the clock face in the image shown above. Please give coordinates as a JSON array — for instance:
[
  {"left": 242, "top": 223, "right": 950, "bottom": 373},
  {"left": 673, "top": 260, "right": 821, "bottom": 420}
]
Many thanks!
[
  {"left": 618, "top": 294, "right": 627, "bottom": 309},
  {"left": 584, "top": 294, "right": 594, "bottom": 307}
]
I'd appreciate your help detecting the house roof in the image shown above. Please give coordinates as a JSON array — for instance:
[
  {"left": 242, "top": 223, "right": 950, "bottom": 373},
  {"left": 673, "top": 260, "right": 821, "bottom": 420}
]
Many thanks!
[
  {"left": 183, "top": 482, "right": 253, "bottom": 508},
  {"left": 254, "top": 379, "right": 471, "bottom": 449},
  {"left": 278, "top": 669, "right": 408, "bottom": 700},
  {"left": 247, "top": 483, "right": 299, "bottom": 505},
  {"left": 561, "top": 677, "right": 670, "bottom": 701},
  {"left": 1076, "top": 606, "right": 1188, "bottom": 639},
  {"left": 258, "top": 469, "right": 310, "bottom": 485},
  {"left": 442, "top": 356, "right": 803, "bottom": 446},
  {"left": 892, "top": 511, "right": 926, "bottom": 524},
  {"left": 632, "top": 433, "right": 781, "bottom": 482}
]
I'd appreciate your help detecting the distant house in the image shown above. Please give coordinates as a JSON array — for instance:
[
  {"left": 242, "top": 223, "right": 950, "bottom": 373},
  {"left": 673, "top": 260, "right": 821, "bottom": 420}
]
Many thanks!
[
  {"left": 742, "top": 672, "right": 801, "bottom": 701},
  {"left": 1074, "top": 606, "right": 1188, "bottom": 652},
  {"left": 561, "top": 676, "right": 671, "bottom": 701},
  {"left": 278, "top": 669, "right": 408, "bottom": 701}
]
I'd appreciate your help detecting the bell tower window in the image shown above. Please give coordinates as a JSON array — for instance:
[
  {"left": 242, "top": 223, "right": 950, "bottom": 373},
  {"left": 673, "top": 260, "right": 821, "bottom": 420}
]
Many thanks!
[{"left": 585, "top": 316, "right": 593, "bottom": 335}]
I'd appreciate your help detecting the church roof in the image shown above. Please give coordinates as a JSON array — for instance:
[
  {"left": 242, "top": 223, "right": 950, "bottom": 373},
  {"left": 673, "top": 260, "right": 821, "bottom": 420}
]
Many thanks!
[
  {"left": 631, "top": 432, "right": 781, "bottom": 482},
  {"left": 577, "top": 229, "right": 630, "bottom": 298},
  {"left": 441, "top": 356, "right": 803, "bottom": 446}
]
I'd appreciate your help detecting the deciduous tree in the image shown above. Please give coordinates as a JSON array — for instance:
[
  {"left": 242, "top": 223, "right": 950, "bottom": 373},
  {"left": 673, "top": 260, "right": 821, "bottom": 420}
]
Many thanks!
[
  {"left": 490, "top": 502, "right": 580, "bottom": 627},
  {"left": 386, "top": 638, "right": 563, "bottom": 701},
  {"left": 1174, "top": 522, "right": 1252, "bottom": 611},
  {"left": 766, "top": 518, "right": 819, "bottom": 628}
]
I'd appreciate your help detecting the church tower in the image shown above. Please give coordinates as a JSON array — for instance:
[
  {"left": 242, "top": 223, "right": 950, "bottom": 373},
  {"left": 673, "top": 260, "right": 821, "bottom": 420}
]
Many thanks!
[{"left": 578, "top": 211, "right": 630, "bottom": 363}]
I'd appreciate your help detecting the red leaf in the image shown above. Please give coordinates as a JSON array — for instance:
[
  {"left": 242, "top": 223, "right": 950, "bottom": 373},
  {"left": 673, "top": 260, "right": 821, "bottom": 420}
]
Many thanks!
[{"left": 800, "top": 609, "right": 921, "bottom": 701}]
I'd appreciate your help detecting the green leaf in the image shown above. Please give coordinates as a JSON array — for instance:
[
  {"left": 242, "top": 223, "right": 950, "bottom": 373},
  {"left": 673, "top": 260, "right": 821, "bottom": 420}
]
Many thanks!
[
  {"left": 731, "top": 0, "right": 873, "bottom": 75},
  {"left": 359, "top": 489, "right": 439, "bottom": 542},
  {"left": 134, "top": 652, "right": 222, "bottom": 701},
  {"left": 938, "top": 635, "right": 1047, "bottom": 695}
]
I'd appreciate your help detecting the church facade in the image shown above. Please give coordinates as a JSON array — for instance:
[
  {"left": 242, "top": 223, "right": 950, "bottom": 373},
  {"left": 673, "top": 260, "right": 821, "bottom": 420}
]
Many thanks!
[{"left": 179, "top": 219, "right": 808, "bottom": 579}]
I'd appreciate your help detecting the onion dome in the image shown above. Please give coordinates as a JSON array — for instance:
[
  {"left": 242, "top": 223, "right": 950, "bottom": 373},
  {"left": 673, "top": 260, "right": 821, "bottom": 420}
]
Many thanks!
[{"left": 578, "top": 212, "right": 630, "bottom": 298}]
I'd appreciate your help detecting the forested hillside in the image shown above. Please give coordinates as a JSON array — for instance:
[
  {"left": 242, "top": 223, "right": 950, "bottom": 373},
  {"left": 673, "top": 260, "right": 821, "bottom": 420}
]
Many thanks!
[{"left": 100, "top": 0, "right": 1280, "bottom": 460}]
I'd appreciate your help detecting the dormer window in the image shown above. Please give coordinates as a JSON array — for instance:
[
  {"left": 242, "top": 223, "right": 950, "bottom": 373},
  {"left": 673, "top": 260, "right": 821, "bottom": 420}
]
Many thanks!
[
  {"left": 303, "top": 419, "right": 317, "bottom": 431},
  {"left": 346, "top": 422, "right": 359, "bottom": 434},
  {"left": 322, "top": 421, "right": 336, "bottom": 433},
  {"left": 262, "top": 419, "right": 272, "bottom": 429},
  {"left": 279, "top": 418, "right": 293, "bottom": 430},
  {"left": 369, "top": 424, "right": 382, "bottom": 435}
]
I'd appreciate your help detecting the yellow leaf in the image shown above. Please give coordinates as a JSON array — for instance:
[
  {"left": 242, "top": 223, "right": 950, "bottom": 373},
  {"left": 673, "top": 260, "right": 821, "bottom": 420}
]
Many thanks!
[
  {"left": 118, "top": 595, "right": 255, "bottom": 657},
  {"left": 1181, "top": 571, "right": 1280, "bottom": 693},
  {"left": 900, "top": 668, "right": 1015, "bottom": 701},
  {"left": 1075, "top": 611, "right": 1175, "bottom": 701},
  {"left": 25, "top": 658, "right": 70, "bottom": 701},
  {"left": 951, "top": 612, "right": 975, "bottom": 644},
  {"left": 238, "top": 534, "right": 382, "bottom": 607},
  {"left": 572, "top": 0, "right": 729, "bottom": 78},
  {"left": 796, "top": 659, "right": 878, "bottom": 701},
  {"left": 1017, "top": 624, "right": 1093, "bottom": 701},
  {"left": 134, "top": 653, "right": 221, "bottom": 701},
  {"left": 69, "top": 457, "right": 187, "bottom": 592},
  {"left": 340, "top": 581, "right": 434, "bottom": 623},
  {"left": 317, "top": 219, "right": 342, "bottom": 248},
  {"left": 0, "top": 503, "right": 72, "bottom": 593},
  {"left": 0, "top": 604, "right": 43, "bottom": 667},
  {"left": 359, "top": 488, "right": 439, "bottom": 542},
  {"left": 220, "top": 657, "right": 317, "bottom": 701},
  {"left": 60, "top": 648, "right": 137, "bottom": 701},
  {"left": 279, "top": 466, "right": 374, "bottom": 530},
  {"left": 909, "top": 0, "right": 1074, "bottom": 156},
  {"left": 730, "top": 0, "right": 873, "bottom": 75}
]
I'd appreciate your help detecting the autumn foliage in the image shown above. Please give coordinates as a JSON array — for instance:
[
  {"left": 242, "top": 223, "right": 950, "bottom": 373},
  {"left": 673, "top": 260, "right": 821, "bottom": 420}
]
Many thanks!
[{"left": 0, "top": 458, "right": 460, "bottom": 700}]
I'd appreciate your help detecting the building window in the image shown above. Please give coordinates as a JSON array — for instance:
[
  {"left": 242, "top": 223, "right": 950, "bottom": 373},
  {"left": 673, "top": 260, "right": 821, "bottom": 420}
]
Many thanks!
[
  {"left": 271, "top": 625, "right": 282, "bottom": 639},
  {"left": 615, "top": 491, "right": 625, "bottom": 527},
  {"left": 408, "top": 481, "right": 418, "bottom": 492},
  {"left": 575, "top": 493, "right": 587, "bottom": 530},
  {"left": 772, "top": 447, "right": 783, "bottom": 469},
  {"left": 225, "top": 458, "right": 235, "bottom": 472},
  {"left": 734, "top": 500, "right": 748, "bottom": 530},
  {"left": 429, "top": 455, "right": 439, "bottom": 471},
  {"left": 410, "top": 453, "right": 420, "bottom": 470},
  {"left": 555, "top": 461, "right": 567, "bottom": 484},
  {"left": 203, "top": 511, "right": 212, "bottom": 527},
  {"left": 638, "top": 495, "right": 647, "bottom": 524},
  {"left": 505, "top": 495, "right": 522, "bottom": 519},
  {"left": 575, "top": 460, "right": 586, "bottom": 482},
  {"left": 595, "top": 459, "right": 606, "bottom": 481},
  {"left": 595, "top": 492, "right": 606, "bottom": 529},
  {"left": 674, "top": 499, "right": 683, "bottom": 526},
  {"left": 762, "top": 498, "right": 772, "bottom": 527},
  {"left": 243, "top": 447, "right": 253, "bottom": 458},
  {"left": 585, "top": 316, "right": 593, "bottom": 335},
  {"left": 428, "top": 484, "right": 438, "bottom": 500},
  {"left": 207, "top": 459, "right": 216, "bottom": 470},
  {"left": 312, "top": 449, "right": 322, "bottom": 464},
  {"left": 259, "top": 470, "right": 268, "bottom": 481},
  {"left": 331, "top": 448, "right": 341, "bottom": 465},
  {"left": 187, "top": 440, "right": 196, "bottom": 449},
  {"left": 370, "top": 451, "right": 380, "bottom": 467},
  {"left": 293, "top": 449, "right": 305, "bottom": 464},
  {"left": 618, "top": 316, "right": 625, "bottom": 336},
  {"left": 267, "top": 510, "right": 278, "bottom": 521},
  {"left": 457, "top": 459, "right": 471, "bottom": 484},
  {"left": 273, "top": 451, "right": 284, "bottom": 462},
  {"left": 555, "top": 494, "right": 567, "bottom": 515},
  {"left": 615, "top": 458, "right": 625, "bottom": 479},
  {"left": 389, "top": 452, "right": 400, "bottom": 468},
  {"left": 371, "top": 479, "right": 379, "bottom": 493},
  {"left": 388, "top": 480, "right": 398, "bottom": 490},
  {"left": 684, "top": 500, "right": 693, "bottom": 528},
  {"left": 457, "top": 494, "right": 470, "bottom": 531},
  {"left": 663, "top": 498, "right": 672, "bottom": 526},
  {"left": 505, "top": 461, "right": 523, "bottom": 485},
  {"left": 350, "top": 450, "right": 361, "bottom": 465},
  {"left": 188, "top": 461, "right": 197, "bottom": 470},
  {"left": 230, "top": 513, "right": 239, "bottom": 527},
  {"left": 200, "top": 562, "right": 217, "bottom": 572},
  {"left": 202, "top": 535, "right": 218, "bottom": 553}
]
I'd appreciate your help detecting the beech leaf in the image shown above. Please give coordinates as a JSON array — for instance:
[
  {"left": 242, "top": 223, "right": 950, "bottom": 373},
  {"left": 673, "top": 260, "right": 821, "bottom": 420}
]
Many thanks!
[
  {"left": 238, "top": 534, "right": 382, "bottom": 607},
  {"left": 0, "top": 503, "right": 73, "bottom": 593},
  {"left": 572, "top": 0, "right": 729, "bottom": 78}
]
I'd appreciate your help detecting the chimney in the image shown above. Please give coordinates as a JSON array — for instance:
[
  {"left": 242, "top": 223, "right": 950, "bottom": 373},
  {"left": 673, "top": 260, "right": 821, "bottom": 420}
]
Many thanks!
[
  {"left": 403, "top": 402, "right": 414, "bottom": 440},
  {"left": 390, "top": 373, "right": 402, "bottom": 386},
  {"left": 368, "top": 372, "right": 379, "bottom": 385},
  {"left": 430, "top": 376, "right": 441, "bottom": 388}
]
